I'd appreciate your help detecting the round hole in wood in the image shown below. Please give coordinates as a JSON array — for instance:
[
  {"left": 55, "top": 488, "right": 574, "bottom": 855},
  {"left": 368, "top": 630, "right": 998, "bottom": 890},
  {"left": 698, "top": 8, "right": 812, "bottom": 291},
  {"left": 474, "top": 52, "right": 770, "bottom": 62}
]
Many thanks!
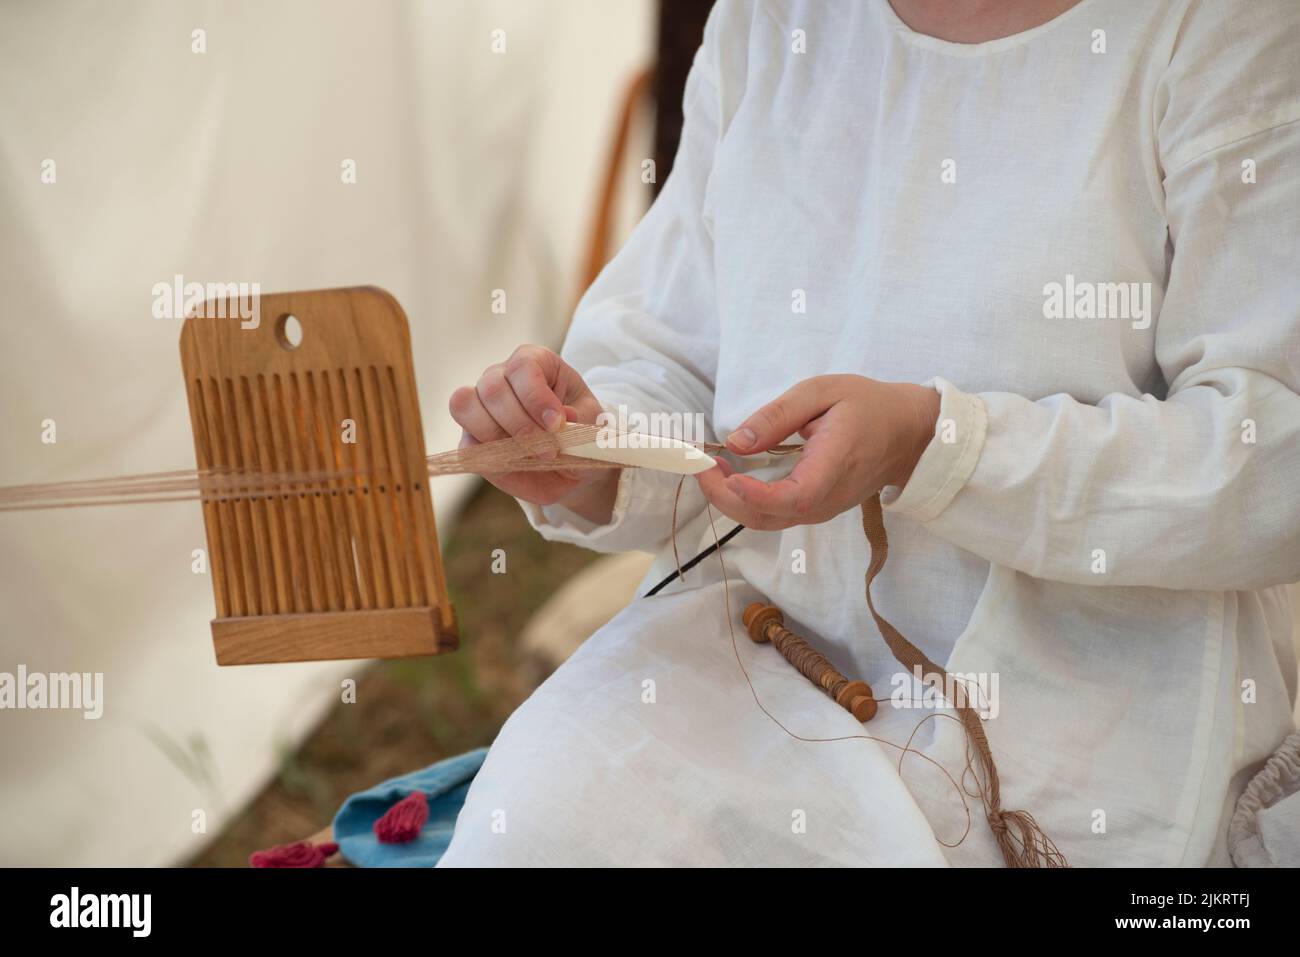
[{"left": 276, "top": 313, "right": 304, "bottom": 350}]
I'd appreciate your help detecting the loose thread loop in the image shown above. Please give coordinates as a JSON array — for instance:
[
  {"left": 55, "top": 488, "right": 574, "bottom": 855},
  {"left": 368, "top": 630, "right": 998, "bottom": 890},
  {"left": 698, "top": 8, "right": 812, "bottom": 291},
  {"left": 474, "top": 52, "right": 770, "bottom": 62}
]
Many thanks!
[{"left": 859, "top": 493, "right": 1067, "bottom": 868}]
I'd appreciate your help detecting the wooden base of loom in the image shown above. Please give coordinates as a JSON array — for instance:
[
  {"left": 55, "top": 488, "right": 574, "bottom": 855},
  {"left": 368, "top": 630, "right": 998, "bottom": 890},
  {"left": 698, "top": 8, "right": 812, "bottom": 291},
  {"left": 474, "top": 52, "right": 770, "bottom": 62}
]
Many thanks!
[{"left": 211, "top": 607, "right": 459, "bottom": 666}]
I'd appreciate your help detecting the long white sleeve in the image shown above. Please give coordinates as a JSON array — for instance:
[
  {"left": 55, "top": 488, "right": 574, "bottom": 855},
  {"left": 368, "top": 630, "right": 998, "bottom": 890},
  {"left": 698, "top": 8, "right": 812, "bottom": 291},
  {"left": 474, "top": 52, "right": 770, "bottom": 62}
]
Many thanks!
[
  {"left": 519, "top": 4, "right": 741, "bottom": 554},
  {"left": 887, "top": 4, "right": 1300, "bottom": 591}
]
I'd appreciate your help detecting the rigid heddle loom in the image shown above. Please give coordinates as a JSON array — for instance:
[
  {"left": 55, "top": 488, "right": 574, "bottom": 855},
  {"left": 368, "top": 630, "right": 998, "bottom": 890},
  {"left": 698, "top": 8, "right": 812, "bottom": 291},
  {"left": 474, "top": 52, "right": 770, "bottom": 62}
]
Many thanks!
[{"left": 179, "top": 287, "right": 457, "bottom": 665}]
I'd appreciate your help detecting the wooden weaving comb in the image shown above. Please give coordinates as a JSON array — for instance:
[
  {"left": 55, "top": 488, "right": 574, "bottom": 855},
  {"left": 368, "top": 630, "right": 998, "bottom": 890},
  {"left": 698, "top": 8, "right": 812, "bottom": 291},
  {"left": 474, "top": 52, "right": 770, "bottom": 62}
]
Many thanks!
[{"left": 179, "top": 286, "right": 458, "bottom": 665}]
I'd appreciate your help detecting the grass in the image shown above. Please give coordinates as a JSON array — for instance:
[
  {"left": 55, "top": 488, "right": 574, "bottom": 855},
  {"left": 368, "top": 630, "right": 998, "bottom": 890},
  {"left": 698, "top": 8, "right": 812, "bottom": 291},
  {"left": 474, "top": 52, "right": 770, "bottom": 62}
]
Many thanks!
[{"left": 188, "top": 480, "right": 600, "bottom": 867}]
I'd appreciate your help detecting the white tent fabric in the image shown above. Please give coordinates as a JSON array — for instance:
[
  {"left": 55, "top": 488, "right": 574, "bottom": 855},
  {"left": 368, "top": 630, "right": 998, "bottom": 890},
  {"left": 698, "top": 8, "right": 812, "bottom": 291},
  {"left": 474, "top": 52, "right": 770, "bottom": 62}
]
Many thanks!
[{"left": 0, "top": 0, "right": 652, "bottom": 865}]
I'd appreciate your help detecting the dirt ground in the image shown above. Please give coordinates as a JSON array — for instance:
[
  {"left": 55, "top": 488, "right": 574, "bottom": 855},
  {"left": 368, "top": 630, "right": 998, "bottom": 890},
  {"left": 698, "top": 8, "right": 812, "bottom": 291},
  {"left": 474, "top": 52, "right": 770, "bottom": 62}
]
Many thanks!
[{"left": 189, "top": 480, "right": 599, "bottom": 867}]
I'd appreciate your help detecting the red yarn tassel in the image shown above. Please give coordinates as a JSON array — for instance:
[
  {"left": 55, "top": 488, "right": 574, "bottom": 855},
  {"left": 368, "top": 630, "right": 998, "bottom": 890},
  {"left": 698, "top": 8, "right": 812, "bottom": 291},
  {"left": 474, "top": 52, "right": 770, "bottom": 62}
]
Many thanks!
[
  {"left": 373, "top": 791, "right": 429, "bottom": 844},
  {"left": 249, "top": 840, "right": 339, "bottom": 868}
]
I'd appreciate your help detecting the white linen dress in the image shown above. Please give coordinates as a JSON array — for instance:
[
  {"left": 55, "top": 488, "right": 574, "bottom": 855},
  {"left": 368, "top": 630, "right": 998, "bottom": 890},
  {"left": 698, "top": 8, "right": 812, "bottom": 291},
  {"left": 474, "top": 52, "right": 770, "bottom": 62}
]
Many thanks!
[{"left": 440, "top": 0, "right": 1300, "bottom": 866}]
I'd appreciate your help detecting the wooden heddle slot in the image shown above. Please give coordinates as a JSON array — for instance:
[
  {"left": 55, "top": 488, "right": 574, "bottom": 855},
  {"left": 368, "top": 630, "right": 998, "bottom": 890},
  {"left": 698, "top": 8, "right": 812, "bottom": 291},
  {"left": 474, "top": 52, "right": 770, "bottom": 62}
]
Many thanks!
[{"left": 179, "top": 286, "right": 458, "bottom": 665}]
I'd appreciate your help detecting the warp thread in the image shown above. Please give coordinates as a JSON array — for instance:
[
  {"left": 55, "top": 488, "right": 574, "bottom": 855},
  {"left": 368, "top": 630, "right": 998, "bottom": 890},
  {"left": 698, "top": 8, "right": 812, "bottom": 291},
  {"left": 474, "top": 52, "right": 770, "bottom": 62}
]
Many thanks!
[{"left": 0, "top": 425, "right": 696, "bottom": 511}]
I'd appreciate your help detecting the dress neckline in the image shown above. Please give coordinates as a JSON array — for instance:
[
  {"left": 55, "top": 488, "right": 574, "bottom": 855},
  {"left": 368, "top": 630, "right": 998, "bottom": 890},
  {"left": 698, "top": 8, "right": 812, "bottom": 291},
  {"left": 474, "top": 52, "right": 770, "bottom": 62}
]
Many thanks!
[{"left": 873, "top": 0, "right": 1097, "bottom": 57}]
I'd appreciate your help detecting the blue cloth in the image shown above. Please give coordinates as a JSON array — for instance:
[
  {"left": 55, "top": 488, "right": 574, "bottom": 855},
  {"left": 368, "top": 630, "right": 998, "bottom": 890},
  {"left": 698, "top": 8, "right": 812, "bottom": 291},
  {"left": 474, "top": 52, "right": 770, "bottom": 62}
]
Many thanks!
[{"left": 333, "top": 747, "right": 487, "bottom": 867}]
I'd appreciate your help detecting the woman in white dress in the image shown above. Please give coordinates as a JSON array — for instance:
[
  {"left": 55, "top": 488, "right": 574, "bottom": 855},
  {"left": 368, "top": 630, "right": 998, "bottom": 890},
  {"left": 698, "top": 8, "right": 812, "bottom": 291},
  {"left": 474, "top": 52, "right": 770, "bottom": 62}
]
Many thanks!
[{"left": 439, "top": 0, "right": 1300, "bottom": 866}]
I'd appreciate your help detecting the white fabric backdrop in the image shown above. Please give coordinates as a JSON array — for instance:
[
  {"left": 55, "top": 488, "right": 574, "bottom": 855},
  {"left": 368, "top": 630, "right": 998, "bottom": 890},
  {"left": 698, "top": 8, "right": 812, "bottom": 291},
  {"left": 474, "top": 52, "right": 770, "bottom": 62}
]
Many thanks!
[{"left": 0, "top": 0, "right": 652, "bottom": 865}]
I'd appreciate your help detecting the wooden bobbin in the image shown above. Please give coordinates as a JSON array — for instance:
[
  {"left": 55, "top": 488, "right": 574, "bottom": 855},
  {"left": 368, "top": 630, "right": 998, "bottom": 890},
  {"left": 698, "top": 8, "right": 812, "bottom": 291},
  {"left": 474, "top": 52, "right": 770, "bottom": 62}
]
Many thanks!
[{"left": 743, "top": 602, "right": 877, "bottom": 723}]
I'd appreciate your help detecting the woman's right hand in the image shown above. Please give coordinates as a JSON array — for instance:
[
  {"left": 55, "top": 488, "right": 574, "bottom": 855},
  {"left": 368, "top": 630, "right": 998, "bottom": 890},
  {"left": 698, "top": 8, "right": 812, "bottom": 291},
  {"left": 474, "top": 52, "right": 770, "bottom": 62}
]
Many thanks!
[{"left": 448, "top": 345, "right": 621, "bottom": 523}]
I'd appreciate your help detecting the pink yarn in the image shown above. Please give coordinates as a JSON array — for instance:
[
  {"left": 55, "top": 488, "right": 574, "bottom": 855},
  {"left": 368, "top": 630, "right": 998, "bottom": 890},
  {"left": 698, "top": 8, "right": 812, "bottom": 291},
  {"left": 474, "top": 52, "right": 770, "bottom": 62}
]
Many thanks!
[
  {"left": 249, "top": 840, "right": 339, "bottom": 868},
  {"left": 373, "top": 791, "right": 429, "bottom": 843}
]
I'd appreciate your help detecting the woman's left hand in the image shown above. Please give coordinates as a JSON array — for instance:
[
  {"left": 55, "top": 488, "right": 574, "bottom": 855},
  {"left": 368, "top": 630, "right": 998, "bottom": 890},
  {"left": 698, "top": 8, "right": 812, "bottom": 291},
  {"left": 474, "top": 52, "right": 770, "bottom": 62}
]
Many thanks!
[{"left": 695, "top": 375, "right": 940, "bottom": 531}]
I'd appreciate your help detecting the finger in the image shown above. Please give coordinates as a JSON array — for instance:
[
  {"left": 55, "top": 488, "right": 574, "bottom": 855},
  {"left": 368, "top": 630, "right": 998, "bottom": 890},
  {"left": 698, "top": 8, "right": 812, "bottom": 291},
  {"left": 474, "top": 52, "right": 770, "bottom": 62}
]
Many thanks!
[
  {"left": 449, "top": 386, "right": 508, "bottom": 443},
  {"left": 504, "top": 352, "right": 566, "bottom": 431},
  {"left": 693, "top": 458, "right": 734, "bottom": 509},
  {"left": 568, "top": 392, "right": 605, "bottom": 426},
  {"left": 557, "top": 408, "right": 587, "bottom": 478},
  {"left": 508, "top": 345, "right": 603, "bottom": 425},
  {"left": 476, "top": 365, "right": 538, "bottom": 438},
  {"left": 696, "top": 464, "right": 793, "bottom": 532},
  {"left": 690, "top": 456, "right": 729, "bottom": 494},
  {"left": 727, "top": 379, "right": 836, "bottom": 454},
  {"left": 453, "top": 374, "right": 586, "bottom": 501},
  {"left": 722, "top": 437, "right": 838, "bottom": 518},
  {"left": 549, "top": 357, "right": 604, "bottom": 421}
]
